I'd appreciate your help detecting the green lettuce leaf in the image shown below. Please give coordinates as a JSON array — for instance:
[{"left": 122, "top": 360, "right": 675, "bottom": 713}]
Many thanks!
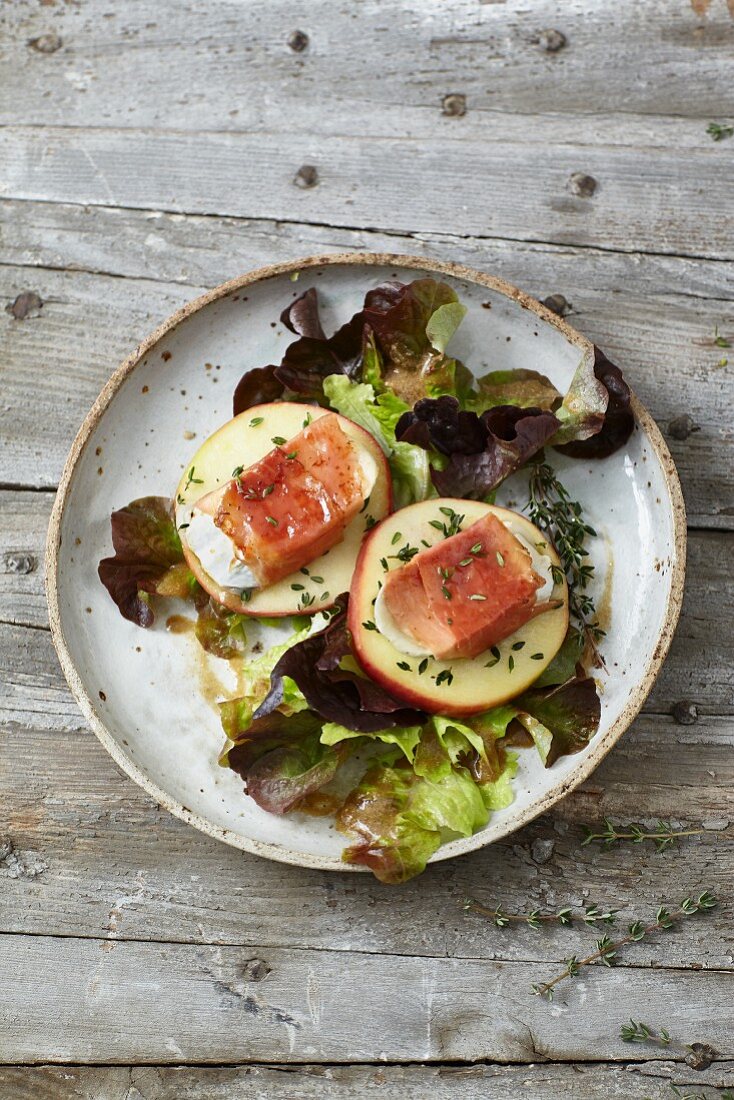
[
  {"left": 551, "top": 348, "right": 609, "bottom": 445},
  {"left": 479, "top": 752, "right": 518, "bottom": 810},
  {"left": 320, "top": 721, "right": 422, "bottom": 763},
  {"left": 467, "top": 369, "right": 561, "bottom": 413},
  {"left": 322, "top": 374, "right": 434, "bottom": 507}
]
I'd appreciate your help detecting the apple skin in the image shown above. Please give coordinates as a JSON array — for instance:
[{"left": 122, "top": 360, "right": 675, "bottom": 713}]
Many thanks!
[
  {"left": 348, "top": 500, "right": 569, "bottom": 717},
  {"left": 175, "top": 402, "right": 392, "bottom": 616}
]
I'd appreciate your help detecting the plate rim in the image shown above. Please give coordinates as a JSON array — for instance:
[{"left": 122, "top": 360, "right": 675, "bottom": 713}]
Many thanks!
[{"left": 45, "top": 251, "right": 687, "bottom": 873}]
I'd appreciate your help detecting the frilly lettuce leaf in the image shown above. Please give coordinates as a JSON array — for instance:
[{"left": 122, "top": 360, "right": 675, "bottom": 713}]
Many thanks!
[
  {"left": 337, "top": 707, "right": 517, "bottom": 883},
  {"left": 338, "top": 765, "right": 443, "bottom": 883},
  {"left": 395, "top": 396, "right": 560, "bottom": 500},
  {"left": 554, "top": 347, "right": 634, "bottom": 458},
  {"left": 195, "top": 599, "right": 249, "bottom": 659},
  {"left": 550, "top": 345, "right": 608, "bottom": 446},
  {"left": 362, "top": 279, "right": 468, "bottom": 403},
  {"left": 242, "top": 733, "right": 347, "bottom": 814},
  {"left": 514, "top": 676, "right": 601, "bottom": 767},
  {"left": 233, "top": 288, "right": 366, "bottom": 412},
  {"left": 532, "top": 628, "right": 584, "bottom": 689},
  {"left": 322, "top": 374, "right": 434, "bottom": 507},
  {"left": 254, "top": 596, "right": 426, "bottom": 733},
  {"left": 468, "top": 368, "right": 561, "bottom": 413},
  {"left": 320, "top": 721, "right": 422, "bottom": 763},
  {"left": 98, "top": 496, "right": 202, "bottom": 626},
  {"left": 425, "top": 301, "right": 468, "bottom": 354}
]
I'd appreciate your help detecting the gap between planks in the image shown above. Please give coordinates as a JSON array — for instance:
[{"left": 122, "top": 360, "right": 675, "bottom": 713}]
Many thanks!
[{"left": 3, "top": 205, "right": 734, "bottom": 272}]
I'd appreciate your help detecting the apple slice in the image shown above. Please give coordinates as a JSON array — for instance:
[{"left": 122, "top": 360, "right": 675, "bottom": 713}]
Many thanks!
[
  {"left": 175, "top": 403, "right": 392, "bottom": 616},
  {"left": 349, "top": 500, "right": 569, "bottom": 716}
]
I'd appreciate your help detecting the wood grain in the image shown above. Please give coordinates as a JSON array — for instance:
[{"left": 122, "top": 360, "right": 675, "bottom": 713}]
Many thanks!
[
  {"left": 2, "top": 0, "right": 734, "bottom": 129},
  {"left": 0, "top": 932, "right": 732, "bottom": 1064},
  {"left": 2, "top": 1061, "right": 733, "bottom": 1100},
  {"left": 2, "top": 122, "right": 733, "bottom": 260}
]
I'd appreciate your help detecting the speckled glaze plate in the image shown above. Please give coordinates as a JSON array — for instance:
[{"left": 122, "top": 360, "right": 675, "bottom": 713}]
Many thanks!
[{"left": 46, "top": 254, "right": 686, "bottom": 873}]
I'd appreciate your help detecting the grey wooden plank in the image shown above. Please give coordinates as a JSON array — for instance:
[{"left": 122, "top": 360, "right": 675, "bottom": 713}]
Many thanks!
[
  {"left": 3, "top": 528, "right": 731, "bottom": 719},
  {"left": 1, "top": 236, "right": 732, "bottom": 526},
  {"left": 1, "top": 714, "right": 732, "bottom": 965},
  {"left": 4, "top": 199, "right": 734, "bottom": 301},
  {"left": 2, "top": 0, "right": 734, "bottom": 129},
  {"left": 1, "top": 121, "right": 734, "bottom": 259},
  {"left": 2, "top": 1061, "right": 734, "bottom": 1100},
  {"left": 0, "top": 491, "right": 52, "bottom": 629},
  {"left": 0, "top": 932, "right": 732, "bottom": 1064}
]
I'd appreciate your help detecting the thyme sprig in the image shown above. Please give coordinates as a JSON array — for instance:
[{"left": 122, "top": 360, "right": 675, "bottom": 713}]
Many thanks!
[
  {"left": 707, "top": 121, "right": 734, "bottom": 142},
  {"left": 581, "top": 817, "right": 717, "bottom": 852},
  {"left": 621, "top": 1019, "right": 672, "bottom": 1045},
  {"left": 532, "top": 892, "right": 717, "bottom": 1001},
  {"left": 464, "top": 898, "right": 617, "bottom": 929},
  {"left": 526, "top": 461, "right": 605, "bottom": 668}
]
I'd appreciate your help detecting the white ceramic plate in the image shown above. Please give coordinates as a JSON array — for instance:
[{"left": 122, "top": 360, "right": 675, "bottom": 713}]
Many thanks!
[{"left": 47, "top": 254, "right": 686, "bottom": 872}]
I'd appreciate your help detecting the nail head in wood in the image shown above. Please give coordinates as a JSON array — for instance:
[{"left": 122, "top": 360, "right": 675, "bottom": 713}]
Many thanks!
[
  {"left": 242, "top": 958, "right": 272, "bottom": 982},
  {"left": 568, "top": 173, "right": 597, "bottom": 198},
  {"left": 671, "top": 699, "right": 699, "bottom": 725},
  {"left": 293, "top": 164, "right": 318, "bottom": 189},
  {"left": 3, "top": 552, "right": 37, "bottom": 576},
  {"left": 442, "top": 93, "right": 467, "bottom": 118},
  {"left": 542, "top": 293, "right": 571, "bottom": 316},
  {"left": 537, "top": 29, "right": 567, "bottom": 52},
  {"left": 6, "top": 292, "right": 44, "bottom": 320},
  {"left": 28, "top": 33, "right": 62, "bottom": 53},
  {"left": 668, "top": 414, "right": 700, "bottom": 441},
  {"left": 288, "top": 30, "right": 309, "bottom": 53}
]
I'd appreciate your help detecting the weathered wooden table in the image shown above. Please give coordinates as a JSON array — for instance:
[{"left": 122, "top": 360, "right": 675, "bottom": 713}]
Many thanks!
[{"left": 2, "top": 1, "right": 733, "bottom": 1096}]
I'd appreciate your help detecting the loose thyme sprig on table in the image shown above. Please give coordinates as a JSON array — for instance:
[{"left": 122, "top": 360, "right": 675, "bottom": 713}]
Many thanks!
[
  {"left": 526, "top": 461, "right": 605, "bottom": 668},
  {"left": 581, "top": 817, "right": 720, "bottom": 853},
  {"left": 531, "top": 891, "right": 717, "bottom": 1002},
  {"left": 463, "top": 898, "right": 617, "bottom": 929},
  {"left": 621, "top": 1019, "right": 673, "bottom": 1046}
]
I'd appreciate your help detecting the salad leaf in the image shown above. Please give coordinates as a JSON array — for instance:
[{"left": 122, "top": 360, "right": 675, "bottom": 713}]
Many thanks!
[
  {"left": 395, "top": 396, "right": 560, "bottom": 500},
  {"left": 407, "top": 766, "right": 488, "bottom": 837},
  {"left": 233, "top": 363, "right": 285, "bottom": 417},
  {"left": 322, "top": 374, "right": 434, "bottom": 507},
  {"left": 233, "top": 288, "right": 367, "bottom": 411},
  {"left": 244, "top": 733, "right": 346, "bottom": 814},
  {"left": 362, "top": 279, "right": 467, "bottom": 403},
  {"left": 532, "top": 627, "right": 584, "bottom": 689},
  {"left": 221, "top": 703, "right": 346, "bottom": 814},
  {"left": 98, "top": 497, "right": 200, "bottom": 626},
  {"left": 468, "top": 368, "right": 561, "bottom": 412},
  {"left": 514, "top": 676, "right": 601, "bottom": 767},
  {"left": 195, "top": 598, "right": 248, "bottom": 659},
  {"left": 254, "top": 597, "right": 426, "bottom": 732},
  {"left": 551, "top": 350, "right": 607, "bottom": 445},
  {"left": 554, "top": 347, "right": 634, "bottom": 459},
  {"left": 479, "top": 753, "right": 518, "bottom": 810},
  {"left": 338, "top": 765, "right": 444, "bottom": 883},
  {"left": 425, "top": 301, "right": 468, "bottom": 354},
  {"left": 321, "top": 721, "right": 422, "bottom": 763}
]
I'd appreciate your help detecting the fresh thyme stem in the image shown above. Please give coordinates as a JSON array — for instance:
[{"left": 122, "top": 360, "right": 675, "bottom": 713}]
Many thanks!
[
  {"left": 532, "top": 892, "right": 717, "bottom": 1001},
  {"left": 581, "top": 817, "right": 720, "bottom": 853},
  {"left": 463, "top": 899, "right": 617, "bottom": 929},
  {"left": 526, "top": 461, "right": 606, "bottom": 669}
]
